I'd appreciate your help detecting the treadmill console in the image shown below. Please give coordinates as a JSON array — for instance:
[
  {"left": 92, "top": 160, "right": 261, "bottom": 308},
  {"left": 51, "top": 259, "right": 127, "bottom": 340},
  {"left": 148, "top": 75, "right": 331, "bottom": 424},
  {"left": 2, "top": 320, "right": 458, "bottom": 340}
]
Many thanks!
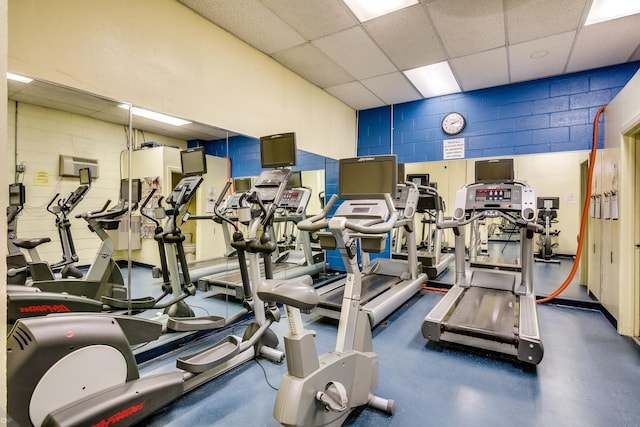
[
  {"left": 453, "top": 183, "right": 536, "bottom": 220},
  {"left": 278, "top": 189, "right": 311, "bottom": 215}
]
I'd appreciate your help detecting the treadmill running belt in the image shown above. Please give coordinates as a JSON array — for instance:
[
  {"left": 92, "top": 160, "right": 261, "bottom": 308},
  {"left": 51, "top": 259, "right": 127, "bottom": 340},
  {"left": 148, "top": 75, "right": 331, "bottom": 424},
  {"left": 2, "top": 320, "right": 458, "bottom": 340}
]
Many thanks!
[
  {"left": 318, "top": 274, "right": 401, "bottom": 310},
  {"left": 444, "top": 287, "right": 517, "bottom": 343}
]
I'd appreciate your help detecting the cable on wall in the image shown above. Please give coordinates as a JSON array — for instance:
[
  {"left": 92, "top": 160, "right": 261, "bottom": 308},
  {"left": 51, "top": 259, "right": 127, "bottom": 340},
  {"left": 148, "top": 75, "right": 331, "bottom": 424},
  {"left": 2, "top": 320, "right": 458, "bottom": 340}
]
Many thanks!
[{"left": 537, "top": 104, "right": 607, "bottom": 304}]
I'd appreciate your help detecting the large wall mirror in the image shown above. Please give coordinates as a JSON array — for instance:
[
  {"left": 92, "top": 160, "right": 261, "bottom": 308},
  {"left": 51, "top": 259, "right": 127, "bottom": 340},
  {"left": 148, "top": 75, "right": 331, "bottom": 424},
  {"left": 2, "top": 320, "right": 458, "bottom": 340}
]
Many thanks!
[
  {"left": 6, "top": 77, "right": 327, "bottom": 286},
  {"left": 403, "top": 151, "right": 591, "bottom": 303}
]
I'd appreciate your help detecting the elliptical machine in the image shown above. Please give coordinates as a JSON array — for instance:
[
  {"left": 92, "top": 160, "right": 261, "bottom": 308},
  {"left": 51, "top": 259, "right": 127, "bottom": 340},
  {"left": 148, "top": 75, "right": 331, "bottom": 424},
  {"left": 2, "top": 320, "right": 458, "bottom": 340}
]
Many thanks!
[{"left": 6, "top": 167, "right": 292, "bottom": 427}]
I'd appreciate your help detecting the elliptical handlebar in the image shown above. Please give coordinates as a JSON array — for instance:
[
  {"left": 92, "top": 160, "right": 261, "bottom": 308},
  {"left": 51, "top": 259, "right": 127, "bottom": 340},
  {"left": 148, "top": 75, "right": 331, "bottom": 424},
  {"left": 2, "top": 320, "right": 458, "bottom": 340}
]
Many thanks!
[
  {"left": 140, "top": 188, "right": 159, "bottom": 226},
  {"left": 75, "top": 199, "right": 111, "bottom": 219},
  {"left": 297, "top": 193, "right": 398, "bottom": 234},
  {"left": 213, "top": 181, "right": 238, "bottom": 231},
  {"left": 46, "top": 193, "right": 61, "bottom": 215}
]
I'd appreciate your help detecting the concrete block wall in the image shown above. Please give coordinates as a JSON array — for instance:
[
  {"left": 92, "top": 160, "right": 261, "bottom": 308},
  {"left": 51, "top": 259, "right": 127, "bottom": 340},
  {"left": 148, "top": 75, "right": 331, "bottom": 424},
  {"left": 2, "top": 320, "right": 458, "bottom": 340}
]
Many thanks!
[{"left": 357, "top": 62, "right": 640, "bottom": 162}]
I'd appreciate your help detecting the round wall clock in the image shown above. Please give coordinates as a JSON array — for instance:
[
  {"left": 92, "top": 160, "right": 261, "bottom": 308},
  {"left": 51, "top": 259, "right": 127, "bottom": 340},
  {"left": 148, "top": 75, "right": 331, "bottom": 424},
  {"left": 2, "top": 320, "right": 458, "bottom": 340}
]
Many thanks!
[{"left": 442, "top": 112, "right": 466, "bottom": 136}]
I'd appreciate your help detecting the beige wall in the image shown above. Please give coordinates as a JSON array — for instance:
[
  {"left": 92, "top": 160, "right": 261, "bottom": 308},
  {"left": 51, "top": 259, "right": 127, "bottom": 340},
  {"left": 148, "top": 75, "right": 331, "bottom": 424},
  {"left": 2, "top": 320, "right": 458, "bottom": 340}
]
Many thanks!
[
  {"left": 405, "top": 152, "right": 588, "bottom": 256},
  {"left": 8, "top": 0, "right": 356, "bottom": 160},
  {"left": 592, "top": 69, "right": 640, "bottom": 336}
]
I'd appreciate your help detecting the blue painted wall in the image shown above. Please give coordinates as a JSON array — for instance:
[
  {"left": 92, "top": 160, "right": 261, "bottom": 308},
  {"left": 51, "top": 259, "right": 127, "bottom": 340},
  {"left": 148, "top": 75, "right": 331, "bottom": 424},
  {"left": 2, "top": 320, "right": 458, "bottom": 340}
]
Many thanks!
[{"left": 357, "top": 62, "right": 640, "bottom": 161}]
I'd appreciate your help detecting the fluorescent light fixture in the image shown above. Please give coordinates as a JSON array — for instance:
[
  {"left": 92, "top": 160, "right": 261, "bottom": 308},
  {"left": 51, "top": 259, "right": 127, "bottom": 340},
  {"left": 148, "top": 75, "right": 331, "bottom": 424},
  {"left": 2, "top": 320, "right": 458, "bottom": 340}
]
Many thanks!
[
  {"left": 585, "top": 0, "right": 640, "bottom": 25},
  {"left": 343, "top": 0, "right": 418, "bottom": 22},
  {"left": 6, "top": 72, "right": 34, "bottom": 83},
  {"left": 118, "top": 104, "right": 191, "bottom": 127},
  {"left": 404, "top": 62, "right": 461, "bottom": 98}
]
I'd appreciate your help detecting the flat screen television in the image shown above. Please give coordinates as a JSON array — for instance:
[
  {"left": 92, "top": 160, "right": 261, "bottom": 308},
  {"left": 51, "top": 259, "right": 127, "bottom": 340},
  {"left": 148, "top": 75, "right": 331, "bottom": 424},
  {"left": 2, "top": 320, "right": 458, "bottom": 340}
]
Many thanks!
[
  {"left": 79, "top": 167, "right": 92, "bottom": 185},
  {"left": 475, "top": 158, "right": 514, "bottom": 183},
  {"left": 181, "top": 147, "right": 207, "bottom": 176},
  {"left": 537, "top": 197, "right": 559, "bottom": 210},
  {"left": 406, "top": 173, "right": 429, "bottom": 186},
  {"left": 260, "top": 132, "right": 297, "bottom": 168},
  {"left": 120, "top": 178, "right": 142, "bottom": 203},
  {"left": 286, "top": 170, "right": 303, "bottom": 189},
  {"left": 9, "top": 183, "right": 25, "bottom": 207},
  {"left": 339, "top": 155, "right": 397, "bottom": 200},
  {"left": 234, "top": 177, "right": 253, "bottom": 193}
]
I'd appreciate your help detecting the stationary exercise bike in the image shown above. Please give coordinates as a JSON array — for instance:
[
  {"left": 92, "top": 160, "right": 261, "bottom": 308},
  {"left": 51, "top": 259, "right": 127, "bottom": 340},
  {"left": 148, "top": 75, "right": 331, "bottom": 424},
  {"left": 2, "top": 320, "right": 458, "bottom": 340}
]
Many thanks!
[{"left": 257, "top": 191, "right": 397, "bottom": 427}]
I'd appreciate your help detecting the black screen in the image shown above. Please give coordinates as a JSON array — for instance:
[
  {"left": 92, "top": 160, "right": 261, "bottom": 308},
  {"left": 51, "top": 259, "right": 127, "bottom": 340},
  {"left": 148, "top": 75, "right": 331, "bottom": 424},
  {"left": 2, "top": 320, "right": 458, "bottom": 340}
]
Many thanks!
[
  {"left": 181, "top": 147, "right": 207, "bottom": 176},
  {"left": 406, "top": 173, "right": 430, "bottom": 186},
  {"left": 9, "top": 183, "right": 25, "bottom": 207},
  {"left": 286, "top": 170, "right": 303, "bottom": 189},
  {"left": 79, "top": 167, "right": 92, "bottom": 185},
  {"left": 260, "top": 133, "right": 297, "bottom": 168},
  {"left": 120, "top": 179, "right": 142, "bottom": 203},
  {"left": 537, "top": 197, "right": 559, "bottom": 209},
  {"left": 234, "top": 177, "right": 253, "bottom": 192},
  {"left": 475, "top": 159, "right": 514, "bottom": 183},
  {"left": 339, "top": 155, "right": 397, "bottom": 199}
]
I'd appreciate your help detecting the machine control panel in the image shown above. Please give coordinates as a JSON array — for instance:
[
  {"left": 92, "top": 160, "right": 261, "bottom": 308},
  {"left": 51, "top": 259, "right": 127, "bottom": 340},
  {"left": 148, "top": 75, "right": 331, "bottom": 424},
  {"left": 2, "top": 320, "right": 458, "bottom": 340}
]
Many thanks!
[
  {"left": 278, "top": 189, "right": 311, "bottom": 214},
  {"left": 334, "top": 200, "right": 389, "bottom": 226},
  {"left": 453, "top": 183, "right": 536, "bottom": 221}
]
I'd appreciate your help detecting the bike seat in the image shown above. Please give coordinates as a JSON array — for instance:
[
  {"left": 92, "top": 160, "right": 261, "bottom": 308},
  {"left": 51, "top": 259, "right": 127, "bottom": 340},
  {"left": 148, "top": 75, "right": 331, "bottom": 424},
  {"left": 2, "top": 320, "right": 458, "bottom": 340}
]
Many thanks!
[
  {"left": 13, "top": 237, "right": 51, "bottom": 250},
  {"left": 258, "top": 275, "right": 318, "bottom": 311}
]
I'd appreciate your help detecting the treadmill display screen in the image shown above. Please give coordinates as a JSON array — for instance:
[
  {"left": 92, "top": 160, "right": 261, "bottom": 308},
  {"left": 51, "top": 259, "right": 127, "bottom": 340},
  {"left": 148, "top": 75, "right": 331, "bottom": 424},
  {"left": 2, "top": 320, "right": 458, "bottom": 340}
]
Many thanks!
[{"left": 475, "top": 188, "right": 512, "bottom": 202}]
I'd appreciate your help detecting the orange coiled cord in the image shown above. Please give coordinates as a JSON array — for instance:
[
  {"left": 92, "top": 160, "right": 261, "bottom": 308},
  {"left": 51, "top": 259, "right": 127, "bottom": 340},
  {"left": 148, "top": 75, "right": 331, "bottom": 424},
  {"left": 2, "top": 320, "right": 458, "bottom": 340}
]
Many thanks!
[{"left": 536, "top": 104, "right": 607, "bottom": 303}]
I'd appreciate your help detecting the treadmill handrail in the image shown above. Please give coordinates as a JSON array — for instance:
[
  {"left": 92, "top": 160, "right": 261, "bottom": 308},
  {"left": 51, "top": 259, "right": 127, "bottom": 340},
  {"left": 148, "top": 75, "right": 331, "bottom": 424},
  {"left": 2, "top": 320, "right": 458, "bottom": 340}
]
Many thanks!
[{"left": 438, "top": 209, "right": 543, "bottom": 233}]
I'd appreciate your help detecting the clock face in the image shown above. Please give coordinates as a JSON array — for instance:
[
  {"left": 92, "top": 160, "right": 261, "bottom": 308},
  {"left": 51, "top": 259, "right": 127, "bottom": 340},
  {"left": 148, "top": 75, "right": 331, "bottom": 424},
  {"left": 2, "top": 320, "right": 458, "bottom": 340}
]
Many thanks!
[{"left": 442, "top": 112, "right": 466, "bottom": 136}]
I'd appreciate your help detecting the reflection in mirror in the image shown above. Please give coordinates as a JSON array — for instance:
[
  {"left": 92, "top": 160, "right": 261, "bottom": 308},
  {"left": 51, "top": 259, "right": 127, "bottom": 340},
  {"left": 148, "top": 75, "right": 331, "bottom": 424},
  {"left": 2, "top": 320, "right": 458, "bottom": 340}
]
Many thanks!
[{"left": 403, "top": 151, "right": 590, "bottom": 302}]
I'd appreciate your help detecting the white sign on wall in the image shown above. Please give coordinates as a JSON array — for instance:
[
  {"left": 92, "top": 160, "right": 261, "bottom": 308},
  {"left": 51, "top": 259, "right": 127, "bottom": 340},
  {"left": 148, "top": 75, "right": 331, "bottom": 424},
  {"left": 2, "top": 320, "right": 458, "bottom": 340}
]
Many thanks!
[{"left": 443, "top": 138, "right": 465, "bottom": 160}]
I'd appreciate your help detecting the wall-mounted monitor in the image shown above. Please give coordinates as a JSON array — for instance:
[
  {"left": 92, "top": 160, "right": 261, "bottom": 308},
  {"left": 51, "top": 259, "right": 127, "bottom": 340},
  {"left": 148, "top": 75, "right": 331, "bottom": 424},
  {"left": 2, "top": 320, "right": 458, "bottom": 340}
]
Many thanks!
[
  {"left": 234, "top": 177, "right": 253, "bottom": 193},
  {"left": 406, "top": 173, "right": 430, "bottom": 186},
  {"left": 286, "top": 170, "right": 303, "bottom": 189},
  {"left": 9, "top": 183, "right": 25, "bottom": 207},
  {"left": 78, "top": 167, "right": 92, "bottom": 185},
  {"left": 339, "top": 155, "right": 397, "bottom": 200},
  {"left": 260, "top": 132, "right": 297, "bottom": 168},
  {"left": 537, "top": 197, "right": 560, "bottom": 210},
  {"left": 181, "top": 147, "right": 207, "bottom": 176},
  {"left": 475, "top": 158, "right": 514, "bottom": 183},
  {"left": 120, "top": 178, "right": 142, "bottom": 203}
]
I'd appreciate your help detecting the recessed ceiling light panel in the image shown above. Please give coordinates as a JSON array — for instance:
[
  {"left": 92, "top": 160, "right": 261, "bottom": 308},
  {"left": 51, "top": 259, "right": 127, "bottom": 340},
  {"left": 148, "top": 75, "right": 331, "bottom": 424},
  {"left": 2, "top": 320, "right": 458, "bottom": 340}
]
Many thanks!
[
  {"left": 119, "top": 104, "right": 191, "bottom": 127},
  {"left": 585, "top": 0, "right": 640, "bottom": 25},
  {"left": 342, "top": 0, "right": 419, "bottom": 22},
  {"left": 7, "top": 72, "right": 34, "bottom": 83},
  {"left": 404, "top": 62, "right": 461, "bottom": 98}
]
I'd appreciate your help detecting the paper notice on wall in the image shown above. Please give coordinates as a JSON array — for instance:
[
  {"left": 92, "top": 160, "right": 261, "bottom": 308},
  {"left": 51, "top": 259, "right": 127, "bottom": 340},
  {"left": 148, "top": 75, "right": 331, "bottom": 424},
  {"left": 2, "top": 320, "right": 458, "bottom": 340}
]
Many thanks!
[
  {"left": 443, "top": 138, "right": 465, "bottom": 160},
  {"left": 603, "top": 193, "right": 611, "bottom": 220},
  {"left": 34, "top": 170, "right": 50, "bottom": 186},
  {"left": 611, "top": 191, "right": 619, "bottom": 220}
]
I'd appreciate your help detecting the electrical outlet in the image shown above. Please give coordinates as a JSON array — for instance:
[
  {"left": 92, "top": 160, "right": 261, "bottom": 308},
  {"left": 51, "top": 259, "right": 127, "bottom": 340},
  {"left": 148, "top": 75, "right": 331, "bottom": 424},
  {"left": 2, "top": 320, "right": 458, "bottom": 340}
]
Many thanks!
[{"left": 16, "top": 163, "right": 26, "bottom": 173}]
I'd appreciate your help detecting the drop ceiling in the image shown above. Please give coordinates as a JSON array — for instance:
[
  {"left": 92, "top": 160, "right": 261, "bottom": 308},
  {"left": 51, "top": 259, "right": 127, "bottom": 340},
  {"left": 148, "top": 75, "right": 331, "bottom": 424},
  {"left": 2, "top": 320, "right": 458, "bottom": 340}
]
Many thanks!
[{"left": 178, "top": 0, "right": 640, "bottom": 110}]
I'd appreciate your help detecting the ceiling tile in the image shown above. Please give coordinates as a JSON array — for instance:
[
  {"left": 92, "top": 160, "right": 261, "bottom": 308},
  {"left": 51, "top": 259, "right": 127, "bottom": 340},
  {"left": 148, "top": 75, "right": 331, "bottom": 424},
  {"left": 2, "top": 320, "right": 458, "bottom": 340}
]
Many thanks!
[
  {"left": 261, "top": 0, "right": 358, "bottom": 40},
  {"left": 361, "top": 72, "right": 422, "bottom": 105},
  {"left": 313, "top": 26, "right": 397, "bottom": 80},
  {"left": 179, "top": 0, "right": 305, "bottom": 54},
  {"left": 509, "top": 31, "right": 575, "bottom": 83},
  {"left": 364, "top": 4, "right": 446, "bottom": 70},
  {"left": 325, "top": 81, "right": 385, "bottom": 110},
  {"left": 272, "top": 43, "right": 355, "bottom": 88},
  {"left": 506, "top": 0, "right": 586, "bottom": 44},
  {"left": 451, "top": 48, "right": 509, "bottom": 91},
  {"left": 567, "top": 14, "right": 640, "bottom": 73},
  {"left": 426, "top": 0, "right": 505, "bottom": 58}
]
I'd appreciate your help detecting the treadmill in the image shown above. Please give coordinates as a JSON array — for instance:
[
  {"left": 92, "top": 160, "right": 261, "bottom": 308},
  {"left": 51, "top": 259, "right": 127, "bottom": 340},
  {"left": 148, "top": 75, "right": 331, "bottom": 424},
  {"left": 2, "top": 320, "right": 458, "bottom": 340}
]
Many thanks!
[
  {"left": 310, "top": 155, "right": 427, "bottom": 328},
  {"left": 421, "top": 180, "right": 544, "bottom": 364}
]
